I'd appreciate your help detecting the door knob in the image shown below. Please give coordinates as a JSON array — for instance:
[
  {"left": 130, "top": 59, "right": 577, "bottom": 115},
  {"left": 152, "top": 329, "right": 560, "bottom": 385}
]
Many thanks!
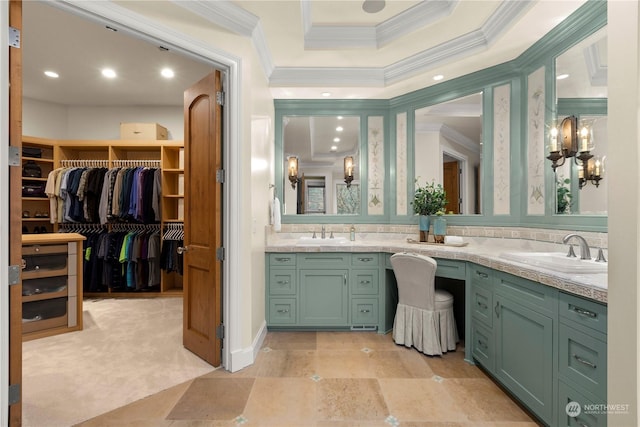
[{"left": 177, "top": 246, "right": 190, "bottom": 254}]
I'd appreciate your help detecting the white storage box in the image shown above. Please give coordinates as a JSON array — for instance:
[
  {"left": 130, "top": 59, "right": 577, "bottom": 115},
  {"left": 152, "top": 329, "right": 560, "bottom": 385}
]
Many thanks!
[{"left": 120, "top": 123, "right": 168, "bottom": 140}]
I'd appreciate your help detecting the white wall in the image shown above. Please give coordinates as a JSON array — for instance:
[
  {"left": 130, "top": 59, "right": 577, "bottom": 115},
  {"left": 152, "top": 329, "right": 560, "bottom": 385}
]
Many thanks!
[
  {"left": 23, "top": 98, "right": 183, "bottom": 140},
  {"left": 608, "top": 2, "right": 639, "bottom": 425},
  {"left": 414, "top": 131, "right": 441, "bottom": 185}
]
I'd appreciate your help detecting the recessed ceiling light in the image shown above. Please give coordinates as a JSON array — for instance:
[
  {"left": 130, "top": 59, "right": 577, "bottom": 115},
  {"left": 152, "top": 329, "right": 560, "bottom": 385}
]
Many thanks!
[
  {"left": 362, "top": 0, "right": 385, "bottom": 13},
  {"left": 334, "top": 137, "right": 340, "bottom": 142},
  {"left": 556, "top": 74, "right": 570, "bottom": 80},
  {"left": 322, "top": 92, "right": 331, "bottom": 97},
  {"left": 161, "top": 68, "right": 175, "bottom": 79},
  {"left": 336, "top": 126, "right": 344, "bottom": 132},
  {"left": 337, "top": 116, "right": 343, "bottom": 120},
  {"left": 44, "top": 70, "right": 59, "bottom": 78},
  {"left": 433, "top": 74, "right": 444, "bottom": 81},
  {"left": 101, "top": 68, "right": 117, "bottom": 79},
  {"left": 330, "top": 145, "right": 338, "bottom": 151}
]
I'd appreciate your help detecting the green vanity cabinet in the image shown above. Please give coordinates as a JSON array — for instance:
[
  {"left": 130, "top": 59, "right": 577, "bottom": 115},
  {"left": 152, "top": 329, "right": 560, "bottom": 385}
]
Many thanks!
[
  {"left": 470, "top": 264, "right": 495, "bottom": 373},
  {"left": 494, "top": 272, "right": 557, "bottom": 426},
  {"left": 266, "top": 254, "right": 298, "bottom": 325},
  {"left": 266, "top": 252, "right": 382, "bottom": 330},
  {"left": 557, "top": 292, "right": 608, "bottom": 427}
]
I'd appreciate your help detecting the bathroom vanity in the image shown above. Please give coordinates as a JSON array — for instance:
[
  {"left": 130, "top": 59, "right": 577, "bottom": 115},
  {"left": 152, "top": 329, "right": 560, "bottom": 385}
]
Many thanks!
[{"left": 265, "top": 237, "right": 607, "bottom": 426}]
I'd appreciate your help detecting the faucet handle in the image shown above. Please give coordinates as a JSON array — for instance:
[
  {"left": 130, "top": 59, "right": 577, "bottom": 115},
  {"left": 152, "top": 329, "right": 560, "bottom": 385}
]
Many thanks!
[
  {"left": 595, "top": 248, "right": 607, "bottom": 263},
  {"left": 312, "top": 231, "right": 317, "bottom": 239},
  {"left": 330, "top": 231, "right": 334, "bottom": 239},
  {"left": 566, "top": 245, "right": 577, "bottom": 258}
]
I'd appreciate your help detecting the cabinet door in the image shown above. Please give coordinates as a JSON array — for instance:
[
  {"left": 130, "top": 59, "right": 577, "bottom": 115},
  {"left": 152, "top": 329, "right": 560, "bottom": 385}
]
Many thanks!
[
  {"left": 299, "top": 269, "right": 349, "bottom": 326},
  {"left": 495, "top": 294, "right": 554, "bottom": 425}
]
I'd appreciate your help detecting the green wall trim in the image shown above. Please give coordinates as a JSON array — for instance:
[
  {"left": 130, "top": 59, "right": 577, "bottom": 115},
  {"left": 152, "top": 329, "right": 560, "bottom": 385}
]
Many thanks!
[{"left": 557, "top": 98, "right": 608, "bottom": 116}]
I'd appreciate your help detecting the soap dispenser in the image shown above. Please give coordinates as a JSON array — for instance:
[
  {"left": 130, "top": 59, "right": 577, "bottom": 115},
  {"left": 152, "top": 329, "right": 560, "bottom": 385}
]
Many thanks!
[{"left": 350, "top": 225, "right": 356, "bottom": 241}]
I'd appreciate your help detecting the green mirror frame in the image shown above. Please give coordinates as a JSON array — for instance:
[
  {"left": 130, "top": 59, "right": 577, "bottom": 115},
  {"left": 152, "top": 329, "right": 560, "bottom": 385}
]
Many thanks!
[{"left": 274, "top": 0, "right": 607, "bottom": 232}]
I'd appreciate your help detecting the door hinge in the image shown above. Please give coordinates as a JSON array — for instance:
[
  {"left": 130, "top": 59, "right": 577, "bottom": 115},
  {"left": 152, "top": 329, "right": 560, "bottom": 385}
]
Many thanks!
[
  {"left": 216, "top": 91, "right": 225, "bottom": 106},
  {"left": 8, "top": 146, "right": 20, "bottom": 166},
  {"left": 8, "top": 265, "right": 20, "bottom": 285},
  {"left": 216, "top": 247, "right": 225, "bottom": 261},
  {"left": 216, "top": 324, "right": 225, "bottom": 339},
  {"left": 216, "top": 169, "right": 225, "bottom": 183},
  {"left": 9, "top": 27, "right": 20, "bottom": 48},
  {"left": 8, "top": 383, "right": 20, "bottom": 405}
]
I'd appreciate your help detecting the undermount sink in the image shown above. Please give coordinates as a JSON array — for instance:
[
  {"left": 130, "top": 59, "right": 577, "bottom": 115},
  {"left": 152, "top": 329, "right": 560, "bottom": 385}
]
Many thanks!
[
  {"left": 297, "top": 236, "right": 349, "bottom": 246},
  {"left": 500, "top": 252, "right": 607, "bottom": 274}
]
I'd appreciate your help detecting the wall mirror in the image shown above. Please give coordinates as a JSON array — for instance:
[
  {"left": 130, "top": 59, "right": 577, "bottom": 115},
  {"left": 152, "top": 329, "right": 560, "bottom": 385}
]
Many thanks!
[
  {"left": 554, "top": 27, "right": 607, "bottom": 215},
  {"left": 414, "top": 92, "right": 483, "bottom": 215},
  {"left": 283, "top": 115, "right": 361, "bottom": 215}
]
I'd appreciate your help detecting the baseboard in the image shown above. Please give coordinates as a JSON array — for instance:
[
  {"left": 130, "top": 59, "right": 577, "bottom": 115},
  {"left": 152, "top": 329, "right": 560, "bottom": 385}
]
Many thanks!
[{"left": 227, "top": 320, "right": 267, "bottom": 373}]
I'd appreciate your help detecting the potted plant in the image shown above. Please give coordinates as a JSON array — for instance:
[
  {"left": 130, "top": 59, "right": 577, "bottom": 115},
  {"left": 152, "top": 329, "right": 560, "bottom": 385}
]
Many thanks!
[
  {"left": 412, "top": 180, "right": 447, "bottom": 242},
  {"left": 556, "top": 176, "right": 573, "bottom": 214}
]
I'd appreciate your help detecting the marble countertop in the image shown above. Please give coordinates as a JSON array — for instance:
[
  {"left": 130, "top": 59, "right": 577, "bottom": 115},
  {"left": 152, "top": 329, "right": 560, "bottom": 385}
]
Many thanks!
[{"left": 266, "top": 236, "right": 608, "bottom": 304}]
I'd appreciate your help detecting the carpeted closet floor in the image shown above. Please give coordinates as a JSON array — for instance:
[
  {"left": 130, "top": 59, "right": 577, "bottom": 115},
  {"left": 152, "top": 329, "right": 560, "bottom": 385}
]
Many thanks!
[{"left": 22, "top": 298, "right": 216, "bottom": 427}]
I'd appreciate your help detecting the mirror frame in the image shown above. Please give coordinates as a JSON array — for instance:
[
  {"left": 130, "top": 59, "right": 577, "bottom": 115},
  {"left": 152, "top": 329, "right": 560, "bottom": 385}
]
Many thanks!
[{"left": 275, "top": 99, "right": 389, "bottom": 223}]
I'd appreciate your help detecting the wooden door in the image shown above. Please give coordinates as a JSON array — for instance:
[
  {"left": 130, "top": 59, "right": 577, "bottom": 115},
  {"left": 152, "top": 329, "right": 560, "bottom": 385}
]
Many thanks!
[
  {"left": 182, "top": 70, "right": 223, "bottom": 366},
  {"left": 8, "top": 0, "right": 23, "bottom": 424},
  {"left": 443, "top": 161, "right": 460, "bottom": 214}
]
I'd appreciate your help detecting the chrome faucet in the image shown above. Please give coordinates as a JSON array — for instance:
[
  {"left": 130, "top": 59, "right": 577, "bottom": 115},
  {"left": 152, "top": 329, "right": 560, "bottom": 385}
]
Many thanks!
[
  {"left": 562, "top": 233, "right": 591, "bottom": 260},
  {"left": 321, "top": 225, "right": 326, "bottom": 239}
]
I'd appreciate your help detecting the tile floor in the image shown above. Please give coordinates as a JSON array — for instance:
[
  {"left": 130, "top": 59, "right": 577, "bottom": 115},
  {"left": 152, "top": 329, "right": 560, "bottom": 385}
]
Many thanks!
[{"left": 77, "top": 331, "right": 541, "bottom": 427}]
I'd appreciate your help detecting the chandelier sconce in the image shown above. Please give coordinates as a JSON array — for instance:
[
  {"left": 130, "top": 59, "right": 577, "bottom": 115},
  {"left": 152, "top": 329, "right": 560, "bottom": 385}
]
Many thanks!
[
  {"left": 344, "top": 156, "right": 354, "bottom": 188},
  {"left": 287, "top": 156, "right": 299, "bottom": 189},
  {"left": 547, "top": 115, "right": 604, "bottom": 189}
]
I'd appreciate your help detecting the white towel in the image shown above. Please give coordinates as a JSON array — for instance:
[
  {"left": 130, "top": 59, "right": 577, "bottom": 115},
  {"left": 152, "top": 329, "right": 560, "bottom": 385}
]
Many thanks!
[
  {"left": 444, "top": 235, "right": 463, "bottom": 245},
  {"left": 272, "top": 197, "right": 282, "bottom": 232}
]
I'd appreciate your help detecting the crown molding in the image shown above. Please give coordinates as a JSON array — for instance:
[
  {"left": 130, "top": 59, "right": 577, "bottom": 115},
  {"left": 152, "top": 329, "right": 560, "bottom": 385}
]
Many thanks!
[
  {"left": 415, "top": 123, "right": 481, "bottom": 154},
  {"left": 269, "top": 67, "right": 386, "bottom": 87},
  {"left": 585, "top": 43, "right": 607, "bottom": 87},
  {"left": 172, "top": 0, "right": 274, "bottom": 77},
  {"left": 303, "top": 0, "right": 457, "bottom": 49}
]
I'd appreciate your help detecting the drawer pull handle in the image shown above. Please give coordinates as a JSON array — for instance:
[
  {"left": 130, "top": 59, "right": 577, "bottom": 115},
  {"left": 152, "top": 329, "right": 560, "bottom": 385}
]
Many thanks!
[
  {"left": 360, "top": 280, "right": 371, "bottom": 284},
  {"left": 275, "top": 257, "right": 291, "bottom": 262},
  {"left": 34, "top": 265, "right": 40, "bottom": 271},
  {"left": 344, "top": 274, "right": 347, "bottom": 286},
  {"left": 577, "top": 421, "right": 589, "bottom": 427},
  {"left": 35, "top": 247, "right": 40, "bottom": 252},
  {"left": 476, "top": 271, "right": 488, "bottom": 279},
  {"left": 360, "top": 309, "right": 370, "bottom": 313},
  {"left": 573, "top": 354, "right": 597, "bottom": 369},
  {"left": 277, "top": 309, "right": 289, "bottom": 313},
  {"left": 276, "top": 280, "right": 289, "bottom": 285},
  {"left": 571, "top": 305, "right": 597, "bottom": 318},
  {"left": 494, "top": 301, "right": 500, "bottom": 318},
  {"left": 358, "top": 257, "right": 373, "bottom": 262},
  {"left": 477, "top": 301, "right": 487, "bottom": 310},
  {"left": 477, "top": 339, "right": 487, "bottom": 350}
]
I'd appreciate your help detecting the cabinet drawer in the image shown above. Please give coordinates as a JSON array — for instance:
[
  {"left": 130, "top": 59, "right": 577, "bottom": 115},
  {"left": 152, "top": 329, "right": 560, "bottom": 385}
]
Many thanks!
[
  {"left": 298, "top": 253, "right": 349, "bottom": 267},
  {"left": 22, "top": 276, "right": 68, "bottom": 301},
  {"left": 351, "top": 270, "right": 379, "bottom": 295},
  {"left": 23, "top": 244, "right": 68, "bottom": 256},
  {"left": 268, "top": 298, "right": 297, "bottom": 324},
  {"left": 22, "top": 253, "right": 68, "bottom": 279},
  {"left": 22, "top": 297, "right": 68, "bottom": 333},
  {"left": 558, "top": 380, "right": 607, "bottom": 427},
  {"left": 559, "top": 323, "right": 607, "bottom": 399},
  {"left": 352, "top": 253, "right": 379, "bottom": 266},
  {"left": 559, "top": 292, "right": 607, "bottom": 335},
  {"left": 268, "top": 270, "right": 296, "bottom": 295},
  {"left": 269, "top": 253, "right": 296, "bottom": 267},
  {"left": 495, "top": 271, "right": 557, "bottom": 315},
  {"left": 435, "top": 259, "right": 466, "bottom": 280},
  {"left": 470, "top": 264, "right": 492, "bottom": 288},
  {"left": 471, "top": 321, "right": 494, "bottom": 373},
  {"left": 351, "top": 298, "right": 378, "bottom": 325},
  {"left": 471, "top": 283, "right": 493, "bottom": 328}
]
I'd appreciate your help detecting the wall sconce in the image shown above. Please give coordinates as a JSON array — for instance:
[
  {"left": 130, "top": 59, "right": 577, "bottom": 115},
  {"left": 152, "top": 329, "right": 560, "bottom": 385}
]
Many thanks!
[
  {"left": 578, "top": 156, "right": 605, "bottom": 188},
  {"left": 547, "top": 115, "right": 603, "bottom": 189},
  {"left": 287, "top": 156, "right": 299, "bottom": 189},
  {"left": 344, "top": 156, "right": 354, "bottom": 188}
]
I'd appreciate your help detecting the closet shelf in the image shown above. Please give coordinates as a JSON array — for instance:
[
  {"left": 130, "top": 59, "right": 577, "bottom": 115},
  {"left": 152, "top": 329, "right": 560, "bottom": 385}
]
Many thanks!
[
  {"left": 163, "top": 168, "right": 184, "bottom": 173},
  {"left": 163, "top": 194, "right": 184, "bottom": 199},
  {"left": 23, "top": 156, "right": 54, "bottom": 164}
]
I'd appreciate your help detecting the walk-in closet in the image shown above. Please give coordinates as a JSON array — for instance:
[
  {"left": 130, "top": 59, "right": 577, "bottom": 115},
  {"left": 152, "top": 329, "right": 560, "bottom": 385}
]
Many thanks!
[{"left": 18, "top": 2, "right": 221, "bottom": 425}]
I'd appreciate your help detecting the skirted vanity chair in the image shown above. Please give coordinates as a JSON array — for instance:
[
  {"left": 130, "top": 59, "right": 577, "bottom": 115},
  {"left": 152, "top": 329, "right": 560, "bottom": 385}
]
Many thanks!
[{"left": 390, "top": 252, "right": 458, "bottom": 356}]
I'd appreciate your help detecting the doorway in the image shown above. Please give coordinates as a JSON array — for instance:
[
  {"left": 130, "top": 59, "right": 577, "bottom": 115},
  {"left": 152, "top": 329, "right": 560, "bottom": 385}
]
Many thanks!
[{"left": 10, "top": 2, "right": 235, "bottom": 424}]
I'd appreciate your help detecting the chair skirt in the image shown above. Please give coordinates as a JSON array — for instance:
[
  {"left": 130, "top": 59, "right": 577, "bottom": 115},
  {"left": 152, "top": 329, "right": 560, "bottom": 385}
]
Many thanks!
[{"left": 392, "top": 302, "right": 458, "bottom": 356}]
